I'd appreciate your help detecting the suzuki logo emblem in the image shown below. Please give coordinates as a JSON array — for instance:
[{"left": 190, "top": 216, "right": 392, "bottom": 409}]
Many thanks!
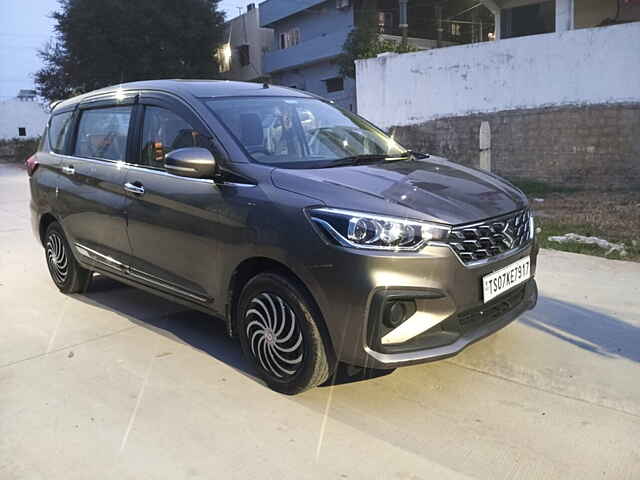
[{"left": 501, "top": 222, "right": 514, "bottom": 248}]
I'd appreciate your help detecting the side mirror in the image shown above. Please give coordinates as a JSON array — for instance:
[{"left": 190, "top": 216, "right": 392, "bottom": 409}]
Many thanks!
[{"left": 165, "top": 147, "right": 216, "bottom": 179}]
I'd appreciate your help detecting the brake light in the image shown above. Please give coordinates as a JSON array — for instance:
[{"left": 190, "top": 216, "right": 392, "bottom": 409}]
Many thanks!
[{"left": 25, "top": 154, "right": 39, "bottom": 177}]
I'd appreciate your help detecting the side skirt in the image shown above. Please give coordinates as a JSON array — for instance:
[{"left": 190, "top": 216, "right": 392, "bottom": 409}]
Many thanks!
[
  {"left": 87, "top": 264, "right": 223, "bottom": 321},
  {"left": 73, "top": 242, "right": 225, "bottom": 323}
]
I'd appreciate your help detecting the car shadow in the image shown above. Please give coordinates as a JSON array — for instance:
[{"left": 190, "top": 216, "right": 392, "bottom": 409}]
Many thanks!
[
  {"left": 76, "top": 274, "right": 261, "bottom": 382},
  {"left": 75, "top": 274, "right": 394, "bottom": 387},
  {"left": 521, "top": 296, "right": 640, "bottom": 363},
  {"left": 321, "top": 363, "right": 395, "bottom": 387},
  {"left": 73, "top": 276, "right": 639, "bottom": 393}
]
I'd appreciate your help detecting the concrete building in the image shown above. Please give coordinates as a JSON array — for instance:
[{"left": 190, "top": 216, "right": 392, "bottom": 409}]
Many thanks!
[
  {"left": 0, "top": 90, "right": 48, "bottom": 140},
  {"left": 257, "top": 0, "right": 498, "bottom": 112},
  {"left": 480, "top": 0, "right": 640, "bottom": 39},
  {"left": 356, "top": 0, "right": 640, "bottom": 190},
  {"left": 217, "top": 4, "right": 274, "bottom": 82},
  {"left": 258, "top": 0, "right": 359, "bottom": 111}
]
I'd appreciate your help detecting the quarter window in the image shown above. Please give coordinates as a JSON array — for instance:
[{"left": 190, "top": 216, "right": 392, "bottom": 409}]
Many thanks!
[
  {"left": 74, "top": 106, "right": 132, "bottom": 161},
  {"left": 48, "top": 111, "right": 74, "bottom": 154},
  {"left": 139, "top": 106, "right": 208, "bottom": 169}
]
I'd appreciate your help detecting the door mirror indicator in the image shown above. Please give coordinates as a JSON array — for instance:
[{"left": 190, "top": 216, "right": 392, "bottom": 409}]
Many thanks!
[{"left": 164, "top": 147, "right": 216, "bottom": 179}]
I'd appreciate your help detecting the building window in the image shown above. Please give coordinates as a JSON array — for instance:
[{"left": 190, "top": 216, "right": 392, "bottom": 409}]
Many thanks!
[
  {"left": 238, "top": 44, "right": 250, "bottom": 67},
  {"left": 378, "top": 12, "right": 393, "bottom": 33},
  {"left": 450, "top": 23, "right": 461, "bottom": 36},
  {"left": 18, "top": 127, "right": 26, "bottom": 137},
  {"left": 279, "top": 28, "right": 300, "bottom": 49},
  {"left": 324, "top": 77, "right": 344, "bottom": 93},
  {"left": 501, "top": 1, "right": 555, "bottom": 39}
]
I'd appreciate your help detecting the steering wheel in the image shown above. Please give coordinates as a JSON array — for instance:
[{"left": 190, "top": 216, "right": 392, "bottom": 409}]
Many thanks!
[{"left": 306, "top": 128, "right": 325, "bottom": 154}]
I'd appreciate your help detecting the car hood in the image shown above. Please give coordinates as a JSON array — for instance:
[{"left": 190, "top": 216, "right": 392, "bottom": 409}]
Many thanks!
[{"left": 270, "top": 156, "right": 528, "bottom": 225}]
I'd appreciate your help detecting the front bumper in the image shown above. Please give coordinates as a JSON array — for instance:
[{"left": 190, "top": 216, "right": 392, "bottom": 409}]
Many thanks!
[
  {"left": 364, "top": 278, "right": 537, "bottom": 368},
  {"left": 303, "top": 239, "right": 539, "bottom": 370}
]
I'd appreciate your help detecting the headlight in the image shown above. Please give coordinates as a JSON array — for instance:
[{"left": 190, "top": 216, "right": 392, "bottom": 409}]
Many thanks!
[{"left": 308, "top": 208, "right": 450, "bottom": 251}]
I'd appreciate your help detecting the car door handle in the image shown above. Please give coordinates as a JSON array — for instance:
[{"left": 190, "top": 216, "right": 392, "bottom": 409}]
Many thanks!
[
  {"left": 62, "top": 165, "right": 75, "bottom": 175},
  {"left": 124, "top": 182, "right": 145, "bottom": 196}
]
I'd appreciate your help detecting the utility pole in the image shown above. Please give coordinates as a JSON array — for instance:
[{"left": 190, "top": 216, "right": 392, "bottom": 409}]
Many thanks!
[
  {"left": 399, "top": 0, "right": 408, "bottom": 48},
  {"left": 435, "top": 3, "right": 443, "bottom": 48}
]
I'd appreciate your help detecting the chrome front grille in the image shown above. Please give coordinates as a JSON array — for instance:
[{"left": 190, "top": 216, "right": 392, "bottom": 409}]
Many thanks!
[{"left": 448, "top": 209, "right": 532, "bottom": 264}]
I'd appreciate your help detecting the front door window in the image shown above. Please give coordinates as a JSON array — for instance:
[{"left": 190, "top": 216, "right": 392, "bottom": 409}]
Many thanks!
[{"left": 139, "top": 106, "right": 208, "bottom": 169}]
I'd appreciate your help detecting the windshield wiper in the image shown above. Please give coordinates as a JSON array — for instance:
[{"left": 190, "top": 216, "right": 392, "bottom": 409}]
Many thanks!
[
  {"left": 324, "top": 153, "right": 411, "bottom": 168},
  {"left": 405, "top": 150, "right": 430, "bottom": 160}
]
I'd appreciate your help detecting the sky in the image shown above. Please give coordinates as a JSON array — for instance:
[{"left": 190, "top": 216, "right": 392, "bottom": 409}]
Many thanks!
[{"left": 0, "top": 0, "right": 241, "bottom": 100}]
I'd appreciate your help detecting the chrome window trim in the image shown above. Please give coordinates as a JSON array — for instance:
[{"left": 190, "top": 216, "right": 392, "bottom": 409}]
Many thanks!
[
  {"left": 219, "top": 181, "right": 256, "bottom": 188},
  {"left": 59, "top": 152, "right": 256, "bottom": 186},
  {"left": 125, "top": 163, "right": 214, "bottom": 183},
  {"left": 165, "top": 165, "right": 198, "bottom": 174}
]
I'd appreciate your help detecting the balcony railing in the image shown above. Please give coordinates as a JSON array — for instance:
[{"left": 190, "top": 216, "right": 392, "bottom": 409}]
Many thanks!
[
  {"left": 262, "top": 30, "right": 349, "bottom": 74},
  {"left": 259, "top": 0, "right": 326, "bottom": 27}
]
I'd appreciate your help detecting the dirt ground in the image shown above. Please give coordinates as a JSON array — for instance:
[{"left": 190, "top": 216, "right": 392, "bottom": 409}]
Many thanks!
[{"left": 531, "top": 190, "right": 640, "bottom": 261}]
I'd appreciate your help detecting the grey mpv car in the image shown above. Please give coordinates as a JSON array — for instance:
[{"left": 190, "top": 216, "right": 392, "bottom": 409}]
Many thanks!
[{"left": 28, "top": 80, "right": 538, "bottom": 394}]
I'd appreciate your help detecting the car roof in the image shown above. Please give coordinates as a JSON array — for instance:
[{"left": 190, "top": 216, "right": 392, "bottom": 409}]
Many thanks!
[{"left": 52, "top": 79, "right": 319, "bottom": 112}]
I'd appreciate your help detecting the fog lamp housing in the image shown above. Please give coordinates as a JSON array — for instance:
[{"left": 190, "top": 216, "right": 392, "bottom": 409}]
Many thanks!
[
  {"left": 383, "top": 300, "right": 417, "bottom": 328},
  {"left": 367, "top": 289, "right": 450, "bottom": 354}
]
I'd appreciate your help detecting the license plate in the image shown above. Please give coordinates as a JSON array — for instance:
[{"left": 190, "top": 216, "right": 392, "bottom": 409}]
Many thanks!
[{"left": 482, "top": 256, "right": 530, "bottom": 303}]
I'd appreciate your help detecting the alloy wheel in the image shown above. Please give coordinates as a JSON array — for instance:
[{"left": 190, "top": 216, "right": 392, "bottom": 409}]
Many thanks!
[
  {"left": 245, "top": 292, "right": 304, "bottom": 379},
  {"left": 46, "top": 231, "right": 69, "bottom": 285}
]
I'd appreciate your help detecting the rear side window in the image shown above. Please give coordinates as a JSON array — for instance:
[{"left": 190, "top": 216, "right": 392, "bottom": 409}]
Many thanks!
[
  {"left": 48, "top": 112, "right": 74, "bottom": 154},
  {"left": 139, "top": 106, "right": 209, "bottom": 169},
  {"left": 74, "top": 106, "right": 132, "bottom": 161},
  {"left": 38, "top": 125, "right": 48, "bottom": 151}
]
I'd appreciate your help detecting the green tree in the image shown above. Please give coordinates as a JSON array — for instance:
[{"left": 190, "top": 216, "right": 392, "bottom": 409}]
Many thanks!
[
  {"left": 336, "top": 24, "right": 419, "bottom": 79},
  {"left": 36, "top": 0, "right": 226, "bottom": 101}
]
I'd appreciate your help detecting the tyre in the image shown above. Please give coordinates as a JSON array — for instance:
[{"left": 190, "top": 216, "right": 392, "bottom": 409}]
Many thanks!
[
  {"left": 44, "top": 222, "right": 92, "bottom": 294},
  {"left": 237, "top": 272, "right": 331, "bottom": 395}
]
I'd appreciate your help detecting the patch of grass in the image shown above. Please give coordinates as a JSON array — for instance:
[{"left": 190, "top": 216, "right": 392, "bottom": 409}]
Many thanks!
[
  {"left": 0, "top": 137, "right": 40, "bottom": 164},
  {"left": 519, "top": 186, "right": 640, "bottom": 261},
  {"left": 14, "top": 138, "right": 40, "bottom": 163},
  {"left": 536, "top": 217, "right": 640, "bottom": 262},
  {"left": 507, "top": 177, "right": 582, "bottom": 196}
]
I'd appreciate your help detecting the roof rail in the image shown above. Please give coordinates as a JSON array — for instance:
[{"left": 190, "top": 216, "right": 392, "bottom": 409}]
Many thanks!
[{"left": 49, "top": 99, "right": 63, "bottom": 111}]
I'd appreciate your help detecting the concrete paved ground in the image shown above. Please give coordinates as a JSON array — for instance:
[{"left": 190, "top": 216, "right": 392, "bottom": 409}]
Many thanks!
[{"left": 1, "top": 163, "right": 639, "bottom": 480}]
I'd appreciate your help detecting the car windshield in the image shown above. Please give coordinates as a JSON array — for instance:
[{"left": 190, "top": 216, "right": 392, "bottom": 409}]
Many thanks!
[{"left": 204, "top": 96, "right": 409, "bottom": 168}]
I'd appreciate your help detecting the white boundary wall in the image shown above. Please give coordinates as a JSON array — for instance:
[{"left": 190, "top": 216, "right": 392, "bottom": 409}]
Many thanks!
[
  {"left": 0, "top": 99, "right": 48, "bottom": 140},
  {"left": 356, "top": 22, "right": 640, "bottom": 128}
]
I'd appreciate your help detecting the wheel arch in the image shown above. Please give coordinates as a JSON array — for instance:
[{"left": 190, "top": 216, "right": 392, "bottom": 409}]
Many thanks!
[
  {"left": 226, "top": 256, "right": 337, "bottom": 367},
  {"left": 39, "top": 212, "right": 59, "bottom": 246}
]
